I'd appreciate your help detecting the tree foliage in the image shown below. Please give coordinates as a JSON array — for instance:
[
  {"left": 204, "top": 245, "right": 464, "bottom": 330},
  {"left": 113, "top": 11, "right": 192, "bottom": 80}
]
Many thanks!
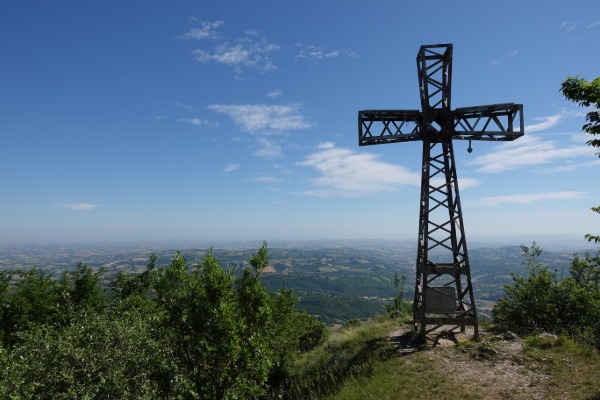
[
  {"left": 1, "top": 310, "right": 162, "bottom": 399},
  {"left": 384, "top": 271, "right": 409, "bottom": 317},
  {"left": 493, "top": 243, "right": 600, "bottom": 349},
  {"left": 0, "top": 242, "right": 328, "bottom": 399},
  {"left": 560, "top": 76, "right": 600, "bottom": 243}
]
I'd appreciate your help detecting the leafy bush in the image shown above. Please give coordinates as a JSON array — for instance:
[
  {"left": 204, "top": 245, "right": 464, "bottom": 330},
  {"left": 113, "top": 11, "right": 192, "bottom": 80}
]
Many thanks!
[
  {"left": 0, "top": 242, "right": 328, "bottom": 399},
  {"left": 0, "top": 310, "right": 162, "bottom": 399},
  {"left": 384, "top": 271, "right": 410, "bottom": 318},
  {"left": 493, "top": 243, "right": 600, "bottom": 349}
]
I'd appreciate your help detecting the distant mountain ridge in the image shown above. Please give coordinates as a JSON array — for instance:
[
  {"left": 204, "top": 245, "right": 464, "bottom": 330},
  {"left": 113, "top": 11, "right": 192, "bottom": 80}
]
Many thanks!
[{"left": 0, "top": 239, "right": 596, "bottom": 323}]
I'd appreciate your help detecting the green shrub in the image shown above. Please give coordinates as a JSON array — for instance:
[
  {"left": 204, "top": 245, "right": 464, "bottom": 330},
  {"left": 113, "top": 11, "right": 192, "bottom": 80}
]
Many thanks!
[
  {"left": 493, "top": 244, "right": 600, "bottom": 349},
  {"left": 0, "top": 242, "right": 329, "bottom": 399}
]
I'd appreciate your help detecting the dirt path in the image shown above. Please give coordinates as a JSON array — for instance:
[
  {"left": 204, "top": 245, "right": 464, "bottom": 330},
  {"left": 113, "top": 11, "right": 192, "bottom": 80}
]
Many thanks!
[{"left": 389, "top": 327, "right": 553, "bottom": 400}]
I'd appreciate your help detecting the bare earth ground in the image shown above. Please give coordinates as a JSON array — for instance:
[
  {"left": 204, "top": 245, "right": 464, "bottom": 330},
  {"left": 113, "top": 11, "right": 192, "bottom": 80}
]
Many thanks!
[{"left": 389, "top": 327, "right": 560, "bottom": 400}]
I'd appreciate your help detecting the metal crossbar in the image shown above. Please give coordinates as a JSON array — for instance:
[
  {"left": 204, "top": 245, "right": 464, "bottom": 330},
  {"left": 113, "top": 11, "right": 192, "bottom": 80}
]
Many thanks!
[{"left": 358, "top": 44, "right": 524, "bottom": 342}]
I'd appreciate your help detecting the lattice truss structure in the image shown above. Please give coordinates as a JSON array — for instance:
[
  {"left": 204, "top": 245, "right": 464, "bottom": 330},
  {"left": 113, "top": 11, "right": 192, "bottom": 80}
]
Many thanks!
[{"left": 358, "top": 44, "right": 524, "bottom": 341}]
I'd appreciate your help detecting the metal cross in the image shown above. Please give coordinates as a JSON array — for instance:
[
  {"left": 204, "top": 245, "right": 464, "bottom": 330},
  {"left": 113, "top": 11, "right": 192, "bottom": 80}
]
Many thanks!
[{"left": 358, "top": 44, "right": 524, "bottom": 342}]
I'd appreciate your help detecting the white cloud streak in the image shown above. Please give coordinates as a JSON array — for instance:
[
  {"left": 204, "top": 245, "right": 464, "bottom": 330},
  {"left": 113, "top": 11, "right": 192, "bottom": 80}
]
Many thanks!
[
  {"left": 224, "top": 163, "right": 241, "bottom": 173},
  {"left": 192, "top": 36, "right": 279, "bottom": 73},
  {"left": 525, "top": 113, "right": 564, "bottom": 133},
  {"left": 297, "top": 142, "right": 420, "bottom": 197},
  {"left": 474, "top": 191, "right": 585, "bottom": 206},
  {"left": 175, "top": 101, "right": 193, "bottom": 111},
  {"left": 545, "top": 158, "right": 600, "bottom": 173},
  {"left": 59, "top": 203, "right": 100, "bottom": 211},
  {"left": 252, "top": 176, "right": 283, "bottom": 184},
  {"left": 267, "top": 90, "right": 282, "bottom": 99},
  {"left": 254, "top": 137, "right": 282, "bottom": 158},
  {"left": 208, "top": 103, "right": 312, "bottom": 133},
  {"left": 209, "top": 103, "right": 311, "bottom": 158},
  {"left": 177, "top": 118, "right": 218, "bottom": 127},
  {"left": 178, "top": 20, "right": 224, "bottom": 40},
  {"left": 587, "top": 20, "right": 600, "bottom": 29},
  {"left": 467, "top": 134, "right": 591, "bottom": 173},
  {"left": 295, "top": 44, "right": 358, "bottom": 63},
  {"left": 560, "top": 21, "right": 578, "bottom": 32}
]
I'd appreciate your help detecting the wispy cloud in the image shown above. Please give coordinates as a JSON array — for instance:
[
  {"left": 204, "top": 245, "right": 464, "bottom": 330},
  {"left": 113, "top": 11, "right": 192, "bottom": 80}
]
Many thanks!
[
  {"left": 545, "top": 158, "right": 600, "bottom": 173},
  {"left": 587, "top": 20, "right": 600, "bottom": 29},
  {"left": 490, "top": 49, "right": 519, "bottom": 66},
  {"left": 252, "top": 176, "right": 284, "bottom": 184},
  {"left": 177, "top": 117, "right": 216, "bottom": 127},
  {"left": 208, "top": 103, "right": 311, "bottom": 158},
  {"left": 224, "top": 163, "right": 241, "bottom": 173},
  {"left": 295, "top": 44, "right": 358, "bottom": 63},
  {"left": 467, "top": 134, "right": 591, "bottom": 173},
  {"left": 267, "top": 90, "right": 282, "bottom": 99},
  {"left": 525, "top": 113, "right": 564, "bottom": 133},
  {"left": 208, "top": 103, "right": 312, "bottom": 134},
  {"left": 154, "top": 115, "right": 168, "bottom": 120},
  {"left": 177, "top": 20, "right": 224, "bottom": 40},
  {"left": 58, "top": 203, "right": 100, "bottom": 211},
  {"left": 297, "top": 142, "right": 420, "bottom": 197},
  {"left": 191, "top": 34, "right": 279, "bottom": 73},
  {"left": 560, "top": 21, "right": 578, "bottom": 32},
  {"left": 254, "top": 137, "right": 283, "bottom": 158},
  {"left": 176, "top": 101, "right": 194, "bottom": 111},
  {"left": 474, "top": 191, "right": 585, "bottom": 206}
]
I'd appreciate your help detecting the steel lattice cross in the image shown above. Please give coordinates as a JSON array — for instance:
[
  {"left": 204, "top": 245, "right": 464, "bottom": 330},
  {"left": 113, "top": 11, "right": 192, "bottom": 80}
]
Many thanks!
[{"left": 358, "top": 44, "right": 524, "bottom": 342}]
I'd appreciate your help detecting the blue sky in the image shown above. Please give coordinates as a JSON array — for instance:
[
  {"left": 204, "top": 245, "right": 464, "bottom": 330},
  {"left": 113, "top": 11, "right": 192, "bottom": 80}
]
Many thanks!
[{"left": 1, "top": 0, "right": 599, "bottom": 244}]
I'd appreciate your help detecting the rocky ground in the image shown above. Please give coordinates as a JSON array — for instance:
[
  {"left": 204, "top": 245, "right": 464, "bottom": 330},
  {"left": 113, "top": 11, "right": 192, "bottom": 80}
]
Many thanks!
[{"left": 388, "top": 327, "right": 595, "bottom": 400}]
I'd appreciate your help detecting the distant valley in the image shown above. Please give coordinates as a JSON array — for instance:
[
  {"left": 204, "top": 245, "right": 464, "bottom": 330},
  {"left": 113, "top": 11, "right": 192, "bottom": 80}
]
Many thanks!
[{"left": 0, "top": 239, "right": 595, "bottom": 324}]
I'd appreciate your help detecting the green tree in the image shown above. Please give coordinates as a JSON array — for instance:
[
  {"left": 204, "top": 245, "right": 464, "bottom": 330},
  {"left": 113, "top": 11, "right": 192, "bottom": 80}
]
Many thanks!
[
  {"left": 0, "top": 270, "right": 15, "bottom": 345},
  {"left": 561, "top": 76, "right": 600, "bottom": 243},
  {"left": 0, "top": 309, "right": 163, "bottom": 399},
  {"left": 0, "top": 243, "right": 329, "bottom": 398},
  {"left": 492, "top": 243, "right": 563, "bottom": 333},
  {"left": 561, "top": 250, "right": 600, "bottom": 348},
  {"left": 384, "top": 271, "right": 409, "bottom": 317},
  {"left": 112, "top": 254, "right": 158, "bottom": 314},
  {"left": 493, "top": 243, "right": 600, "bottom": 349},
  {"left": 59, "top": 263, "right": 108, "bottom": 313},
  {"left": 2, "top": 269, "right": 65, "bottom": 345},
  {"left": 154, "top": 248, "right": 274, "bottom": 399}
]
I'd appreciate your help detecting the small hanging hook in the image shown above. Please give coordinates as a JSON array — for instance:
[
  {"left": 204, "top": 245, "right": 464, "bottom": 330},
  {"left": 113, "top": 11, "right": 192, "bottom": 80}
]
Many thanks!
[{"left": 467, "top": 140, "right": 473, "bottom": 153}]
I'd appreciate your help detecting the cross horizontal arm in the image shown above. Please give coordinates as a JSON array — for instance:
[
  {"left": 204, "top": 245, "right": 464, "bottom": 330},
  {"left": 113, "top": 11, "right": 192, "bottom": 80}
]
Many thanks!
[
  {"left": 358, "top": 109, "right": 424, "bottom": 146},
  {"left": 452, "top": 103, "right": 524, "bottom": 141}
]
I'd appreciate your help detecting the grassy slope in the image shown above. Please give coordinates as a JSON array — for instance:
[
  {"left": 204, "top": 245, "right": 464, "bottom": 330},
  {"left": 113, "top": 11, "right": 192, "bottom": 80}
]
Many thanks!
[{"left": 287, "top": 318, "right": 600, "bottom": 400}]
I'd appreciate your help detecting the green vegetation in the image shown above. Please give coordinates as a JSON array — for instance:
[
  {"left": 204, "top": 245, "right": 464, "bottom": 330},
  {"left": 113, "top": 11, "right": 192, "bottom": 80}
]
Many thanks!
[
  {"left": 492, "top": 242, "right": 600, "bottom": 349},
  {"left": 271, "top": 316, "right": 410, "bottom": 400},
  {"left": 316, "top": 321, "right": 599, "bottom": 400},
  {"left": 384, "top": 271, "right": 409, "bottom": 317},
  {"left": 295, "top": 293, "right": 385, "bottom": 324},
  {"left": 561, "top": 75, "right": 600, "bottom": 244},
  {"left": 1, "top": 239, "right": 600, "bottom": 398},
  {"left": 0, "top": 243, "right": 328, "bottom": 399},
  {"left": 488, "top": 77, "right": 600, "bottom": 343}
]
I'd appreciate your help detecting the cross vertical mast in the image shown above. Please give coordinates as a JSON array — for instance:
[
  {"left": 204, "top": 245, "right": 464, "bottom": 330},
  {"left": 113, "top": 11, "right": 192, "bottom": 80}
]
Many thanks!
[{"left": 358, "top": 44, "right": 524, "bottom": 342}]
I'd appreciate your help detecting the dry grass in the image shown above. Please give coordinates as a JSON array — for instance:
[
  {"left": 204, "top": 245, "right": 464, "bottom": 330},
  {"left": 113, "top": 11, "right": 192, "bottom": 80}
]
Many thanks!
[{"left": 320, "top": 322, "right": 600, "bottom": 400}]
